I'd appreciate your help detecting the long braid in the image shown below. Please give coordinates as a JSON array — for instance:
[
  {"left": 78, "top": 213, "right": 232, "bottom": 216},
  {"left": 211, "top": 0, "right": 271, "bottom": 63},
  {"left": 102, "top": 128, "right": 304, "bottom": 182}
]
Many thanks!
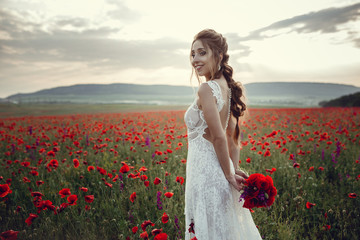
[{"left": 222, "top": 59, "right": 247, "bottom": 143}]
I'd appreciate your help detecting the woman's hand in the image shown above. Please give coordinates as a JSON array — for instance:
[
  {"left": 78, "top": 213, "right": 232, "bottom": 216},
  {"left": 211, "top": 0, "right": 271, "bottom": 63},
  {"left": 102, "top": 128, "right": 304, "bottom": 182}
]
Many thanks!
[
  {"left": 226, "top": 174, "right": 246, "bottom": 191},
  {"left": 235, "top": 169, "right": 249, "bottom": 179}
]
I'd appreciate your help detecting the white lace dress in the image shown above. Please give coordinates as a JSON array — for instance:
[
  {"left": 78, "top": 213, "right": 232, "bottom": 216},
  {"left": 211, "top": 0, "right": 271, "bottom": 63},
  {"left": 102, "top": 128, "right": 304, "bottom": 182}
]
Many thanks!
[{"left": 184, "top": 80, "right": 262, "bottom": 240}]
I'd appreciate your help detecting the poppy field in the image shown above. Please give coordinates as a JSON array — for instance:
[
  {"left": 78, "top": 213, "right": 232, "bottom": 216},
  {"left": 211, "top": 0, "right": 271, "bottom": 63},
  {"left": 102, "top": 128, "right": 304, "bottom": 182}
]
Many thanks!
[{"left": 0, "top": 107, "right": 359, "bottom": 239}]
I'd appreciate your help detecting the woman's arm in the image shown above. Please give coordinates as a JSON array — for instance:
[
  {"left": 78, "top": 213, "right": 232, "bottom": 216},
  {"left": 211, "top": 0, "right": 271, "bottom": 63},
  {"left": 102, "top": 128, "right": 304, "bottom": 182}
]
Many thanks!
[
  {"left": 226, "top": 115, "right": 240, "bottom": 170},
  {"left": 198, "top": 83, "right": 245, "bottom": 191},
  {"left": 226, "top": 115, "right": 249, "bottom": 179}
]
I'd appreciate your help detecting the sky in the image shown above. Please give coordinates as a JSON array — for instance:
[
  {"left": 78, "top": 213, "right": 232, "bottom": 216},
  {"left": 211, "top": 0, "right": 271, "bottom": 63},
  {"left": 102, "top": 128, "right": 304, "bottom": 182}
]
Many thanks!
[{"left": 0, "top": 0, "right": 360, "bottom": 98}]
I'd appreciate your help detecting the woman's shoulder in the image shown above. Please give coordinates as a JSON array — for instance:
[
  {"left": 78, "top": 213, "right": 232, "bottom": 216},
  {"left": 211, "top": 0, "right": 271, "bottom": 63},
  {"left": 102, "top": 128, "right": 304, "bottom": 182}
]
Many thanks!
[{"left": 197, "top": 81, "right": 213, "bottom": 96}]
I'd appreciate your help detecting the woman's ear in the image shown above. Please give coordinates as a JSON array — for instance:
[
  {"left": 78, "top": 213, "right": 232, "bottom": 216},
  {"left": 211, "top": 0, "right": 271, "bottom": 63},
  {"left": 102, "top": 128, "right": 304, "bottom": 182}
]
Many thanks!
[{"left": 219, "top": 53, "right": 223, "bottom": 63}]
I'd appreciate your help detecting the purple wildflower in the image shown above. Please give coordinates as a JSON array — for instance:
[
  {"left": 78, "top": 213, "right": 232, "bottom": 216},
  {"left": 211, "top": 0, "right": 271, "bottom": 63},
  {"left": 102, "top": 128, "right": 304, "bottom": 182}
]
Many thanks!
[
  {"left": 157, "top": 191, "right": 163, "bottom": 210},
  {"left": 174, "top": 215, "right": 182, "bottom": 238},
  {"left": 338, "top": 173, "right": 343, "bottom": 182},
  {"left": 336, "top": 141, "right": 341, "bottom": 157},
  {"left": 145, "top": 135, "right": 151, "bottom": 147},
  {"left": 28, "top": 126, "right": 33, "bottom": 135},
  {"left": 331, "top": 153, "right": 337, "bottom": 164},
  {"left": 128, "top": 210, "right": 134, "bottom": 224},
  {"left": 86, "top": 134, "right": 89, "bottom": 146}
]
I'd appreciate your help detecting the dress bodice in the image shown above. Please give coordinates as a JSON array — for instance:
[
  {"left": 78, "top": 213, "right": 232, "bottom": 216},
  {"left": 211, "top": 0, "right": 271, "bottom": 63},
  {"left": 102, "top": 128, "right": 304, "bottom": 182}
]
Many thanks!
[{"left": 184, "top": 80, "right": 231, "bottom": 142}]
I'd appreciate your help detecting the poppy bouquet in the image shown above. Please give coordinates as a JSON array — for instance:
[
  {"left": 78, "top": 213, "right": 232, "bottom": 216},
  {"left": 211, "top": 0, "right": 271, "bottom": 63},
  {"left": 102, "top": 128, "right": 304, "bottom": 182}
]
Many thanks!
[{"left": 239, "top": 173, "right": 277, "bottom": 209}]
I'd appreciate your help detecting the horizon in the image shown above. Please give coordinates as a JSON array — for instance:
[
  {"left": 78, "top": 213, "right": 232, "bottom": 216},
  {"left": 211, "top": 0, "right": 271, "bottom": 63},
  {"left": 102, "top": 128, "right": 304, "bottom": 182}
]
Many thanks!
[
  {"left": 3, "top": 81, "right": 360, "bottom": 99},
  {"left": 1, "top": 0, "right": 360, "bottom": 98}
]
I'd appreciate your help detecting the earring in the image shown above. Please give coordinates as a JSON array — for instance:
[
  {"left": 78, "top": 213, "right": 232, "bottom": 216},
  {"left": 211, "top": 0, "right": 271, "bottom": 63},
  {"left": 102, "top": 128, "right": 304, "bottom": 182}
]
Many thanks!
[{"left": 218, "top": 65, "right": 221, "bottom": 71}]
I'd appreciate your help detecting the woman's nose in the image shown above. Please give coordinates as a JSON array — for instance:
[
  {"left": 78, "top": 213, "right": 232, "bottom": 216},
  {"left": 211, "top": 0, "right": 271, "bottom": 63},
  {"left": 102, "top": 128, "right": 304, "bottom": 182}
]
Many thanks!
[{"left": 192, "top": 54, "right": 199, "bottom": 64}]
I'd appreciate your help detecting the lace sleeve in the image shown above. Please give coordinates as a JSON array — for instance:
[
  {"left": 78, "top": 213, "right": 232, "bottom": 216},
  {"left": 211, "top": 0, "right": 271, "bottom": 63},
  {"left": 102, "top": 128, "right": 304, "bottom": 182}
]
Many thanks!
[{"left": 205, "top": 81, "right": 224, "bottom": 112}]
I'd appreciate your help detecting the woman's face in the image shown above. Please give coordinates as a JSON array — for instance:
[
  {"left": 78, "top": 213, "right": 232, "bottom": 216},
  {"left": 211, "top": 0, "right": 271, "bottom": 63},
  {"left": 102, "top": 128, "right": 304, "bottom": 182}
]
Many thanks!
[{"left": 191, "top": 40, "right": 214, "bottom": 81}]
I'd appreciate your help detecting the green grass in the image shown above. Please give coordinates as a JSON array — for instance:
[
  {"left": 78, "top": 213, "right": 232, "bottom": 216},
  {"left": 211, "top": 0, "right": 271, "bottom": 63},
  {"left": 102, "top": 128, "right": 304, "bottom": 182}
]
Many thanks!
[
  {"left": 0, "top": 107, "right": 358, "bottom": 239},
  {"left": 0, "top": 103, "right": 313, "bottom": 118},
  {"left": 0, "top": 103, "right": 188, "bottom": 118}
]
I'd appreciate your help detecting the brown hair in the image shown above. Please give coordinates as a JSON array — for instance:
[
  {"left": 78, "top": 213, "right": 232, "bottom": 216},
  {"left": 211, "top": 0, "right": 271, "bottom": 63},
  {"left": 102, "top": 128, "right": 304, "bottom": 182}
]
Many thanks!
[{"left": 191, "top": 29, "right": 247, "bottom": 144}]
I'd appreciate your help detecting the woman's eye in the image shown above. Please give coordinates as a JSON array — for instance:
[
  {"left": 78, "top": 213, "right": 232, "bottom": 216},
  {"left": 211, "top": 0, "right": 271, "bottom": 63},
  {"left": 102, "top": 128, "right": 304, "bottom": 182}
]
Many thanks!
[{"left": 200, "top": 51, "right": 206, "bottom": 56}]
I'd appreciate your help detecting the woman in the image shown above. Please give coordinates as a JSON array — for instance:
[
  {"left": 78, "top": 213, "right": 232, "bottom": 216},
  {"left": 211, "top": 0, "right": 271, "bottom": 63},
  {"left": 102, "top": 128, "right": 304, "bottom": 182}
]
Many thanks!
[{"left": 184, "top": 29, "right": 262, "bottom": 240}]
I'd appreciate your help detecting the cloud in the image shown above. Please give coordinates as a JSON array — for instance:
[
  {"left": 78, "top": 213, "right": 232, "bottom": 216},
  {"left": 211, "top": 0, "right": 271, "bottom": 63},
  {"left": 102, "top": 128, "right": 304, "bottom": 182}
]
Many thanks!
[
  {"left": 106, "top": 0, "right": 141, "bottom": 22},
  {"left": 54, "top": 18, "right": 89, "bottom": 28},
  {"left": 237, "top": 2, "right": 360, "bottom": 46},
  {"left": 0, "top": 8, "right": 189, "bottom": 72}
]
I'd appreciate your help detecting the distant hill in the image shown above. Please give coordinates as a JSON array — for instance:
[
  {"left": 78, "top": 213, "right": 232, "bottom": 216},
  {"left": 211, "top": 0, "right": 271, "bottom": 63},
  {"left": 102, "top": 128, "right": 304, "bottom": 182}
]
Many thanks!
[
  {"left": 244, "top": 82, "right": 360, "bottom": 97},
  {"left": 6, "top": 82, "right": 360, "bottom": 106},
  {"left": 244, "top": 82, "right": 360, "bottom": 106},
  {"left": 319, "top": 92, "right": 360, "bottom": 107}
]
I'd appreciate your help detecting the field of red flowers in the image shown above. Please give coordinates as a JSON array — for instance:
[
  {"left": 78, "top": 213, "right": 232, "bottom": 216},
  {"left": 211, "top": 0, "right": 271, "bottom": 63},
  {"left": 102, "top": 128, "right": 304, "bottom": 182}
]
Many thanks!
[{"left": 0, "top": 107, "right": 359, "bottom": 239}]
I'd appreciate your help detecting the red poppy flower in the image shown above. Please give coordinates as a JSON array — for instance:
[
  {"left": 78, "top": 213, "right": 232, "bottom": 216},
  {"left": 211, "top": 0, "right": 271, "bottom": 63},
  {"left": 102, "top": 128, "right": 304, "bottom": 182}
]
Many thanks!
[
  {"left": 23, "top": 177, "right": 31, "bottom": 183},
  {"left": 140, "top": 175, "right": 148, "bottom": 181},
  {"left": 139, "top": 231, "right": 149, "bottom": 239},
  {"left": 132, "top": 226, "right": 138, "bottom": 234},
  {"left": 348, "top": 193, "right": 357, "bottom": 198},
  {"left": 120, "top": 163, "right": 130, "bottom": 173},
  {"left": 47, "top": 150, "right": 56, "bottom": 157},
  {"left": 30, "top": 170, "right": 39, "bottom": 176},
  {"left": 80, "top": 187, "right": 88, "bottom": 192},
  {"left": 308, "top": 166, "right": 314, "bottom": 171},
  {"left": 25, "top": 213, "right": 39, "bottom": 226},
  {"left": 293, "top": 163, "right": 300, "bottom": 168},
  {"left": 67, "top": 194, "right": 78, "bottom": 205},
  {"left": 322, "top": 225, "right": 331, "bottom": 230},
  {"left": 154, "top": 233, "right": 168, "bottom": 240},
  {"left": 151, "top": 228, "right": 163, "bottom": 235},
  {"left": 176, "top": 176, "right": 184, "bottom": 185},
  {"left": 265, "top": 168, "right": 276, "bottom": 174},
  {"left": 87, "top": 166, "right": 95, "bottom": 172},
  {"left": 0, "top": 229, "right": 19, "bottom": 240},
  {"left": 281, "top": 148, "right": 288, "bottom": 153},
  {"left": 31, "top": 192, "right": 43, "bottom": 197},
  {"left": 161, "top": 212, "right": 169, "bottom": 223},
  {"left": 264, "top": 150, "right": 271, "bottom": 157},
  {"left": 306, "top": 201, "right": 316, "bottom": 209},
  {"left": 59, "top": 188, "right": 71, "bottom": 198},
  {"left": 130, "top": 192, "right": 136, "bottom": 203},
  {"left": 85, "top": 195, "right": 94, "bottom": 203},
  {"left": 144, "top": 181, "right": 150, "bottom": 187},
  {"left": 246, "top": 158, "right": 251, "bottom": 163},
  {"left": 97, "top": 167, "right": 107, "bottom": 175},
  {"left": 73, "top": 159, "right": 80, "bottom": 168},
  {"left": 47, "top": 159, "right": 59, "bottom": 169},
  {"left": 164, "top": 192, "right": 173, "bottom": 198},
  {"left": 139, "top": 166, "right": 148, "bottom": 172},
  {"left": 0, "top": 184, "right": 12, "bottom": 198},
  {"left": 36, "top": 180, "right": 44, "bottom": 186},
  {"left": 141, "top": 220, "right": 155, "bottom": 231},
  {"left": 154, "top": 177, "right": 162, "bottom": 185}
]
